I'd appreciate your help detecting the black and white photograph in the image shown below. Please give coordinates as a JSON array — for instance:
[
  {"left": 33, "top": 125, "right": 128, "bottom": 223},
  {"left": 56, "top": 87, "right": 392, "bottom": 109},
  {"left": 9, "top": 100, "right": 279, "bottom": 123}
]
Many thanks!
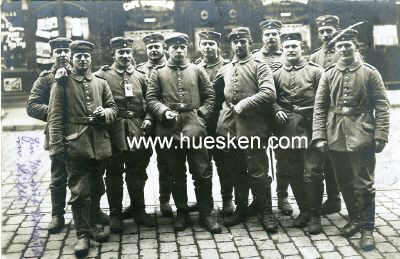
[{"left": 1, "top": 0, "right": 399, "bottom": 258}]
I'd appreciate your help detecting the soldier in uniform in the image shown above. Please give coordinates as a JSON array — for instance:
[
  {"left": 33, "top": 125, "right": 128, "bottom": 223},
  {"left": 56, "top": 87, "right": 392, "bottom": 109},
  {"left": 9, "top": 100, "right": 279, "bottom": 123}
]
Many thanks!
[
  {"left": 313, "top": 29, "right": 390, "bottom": 251},
  {"left": 252, "top": 19, "right": 293, "bottom": 216},
  {"left": 146, "top": 33, "right": 221, "bottom": 233},
  {"left": 310, "top": 15, "right": 342, "bottom": 215},
  {"left": 48, "top": 40, "right": 117, "bottom": 257},
  {"left": 26, "top": 37, "right": 109, "bottom": 234},
  {"left": 272, "top": 32, "right": 324, "bottom": 234},
  {"left": 96, "top": 37, "right": 155, "bottom": 233},
  {"left": 214, "top": 27, "right": 278, "bottom": 232},
  {"left": 195, "top": 30, "right": 234, "bottom": 215}
]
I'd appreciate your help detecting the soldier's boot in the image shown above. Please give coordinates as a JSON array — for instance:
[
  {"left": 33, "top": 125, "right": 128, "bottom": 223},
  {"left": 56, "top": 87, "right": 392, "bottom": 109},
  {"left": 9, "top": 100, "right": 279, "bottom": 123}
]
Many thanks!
[
  {"left": 307, "top": 180, "right": 324, "bottom": 235},
  {"left": 251, "top": 178, "right": 278, "bottom": 233},
  {"left": 289, "top": 173, "right": 310, "bottom": 228},
  {"left": 359, "top": 190, "right": 376, "bottom": 251},
  {"left": 293, "top": 212, "right": 311, "bottom": 228},
  {"left": 195, "top": 178, "right": 221, "bottom": 234},
  {"left": 160, "top": 202, "right": 173, "bottom": 217},
  {"left": 200, "top": 215, "right": 221, "bottom": 234},
  {"left": 90, "top": 196, "right": 110, "bottom": 226},
  {"left": 220, "top": 170, "right": 234, "bottom": 216},
  {"left": 247, "top": 189, "right": 257, "bottom": 217},
  {"left": 174, "top": 210, "right": 188, "bottom": 231},
  {"left": 222, "top": 199, "right": 235, "bottom": 216},
  {"left": 134, "top": 210, "right": 156, "bottom": 228},
  {"left": 110, "top": 216, "right": 123, "bottom": 234},
  {"left": 340, "top": 190, "right": 361, "bottom": 237},
  {"left": 74, "top": 234, "right": 90, "bottom": 258},
  {"left": 224, "top": 186, "right": 248, "bottom": 227},
  {"left": 48, "top": 188, "right": 66, "bottom": 234},
  {"left": 360, "top": 230, "right": 375, "bottom": 251},
  {"left": 83, "top": 207, "right": 109, "bottom": 243},
  {"left": 322, "top": 160, "right": 341, "bottom": 215},
  {"left": 121, "top": 205, "right": 134, "bottom": 219},
  {"left": 277, "top": 176, "right": 293, "bottom": 216},
  {"left": 127, "top": 181, "right": 156, "bottom": 228}
]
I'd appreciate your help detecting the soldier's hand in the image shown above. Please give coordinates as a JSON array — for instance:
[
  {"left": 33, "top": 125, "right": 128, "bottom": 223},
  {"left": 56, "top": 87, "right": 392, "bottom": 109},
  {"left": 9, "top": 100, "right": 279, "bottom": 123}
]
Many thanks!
[
  {"left": 93, "top": 106, "right": 105, "bottom": 118},
  {"left": 374, "top": 139, "right": 386, "bottom": 153},
  {"left": 165, "top": 110, "right": 178, "bottom": 120},
  {"left": 234, "top": 102, "right": 244, "bottom": 115},
  {"left": 141, "top": 119, "right": 152, "bottom": 131},
  {"left": 275, "top": 111, "right": 288, "bottom": 124},
  {"left": 55, "top": 67, "right": 69, "bottom": 82},
  {"left": 315, "top": 140, "right": 328, "bottom": 153}
]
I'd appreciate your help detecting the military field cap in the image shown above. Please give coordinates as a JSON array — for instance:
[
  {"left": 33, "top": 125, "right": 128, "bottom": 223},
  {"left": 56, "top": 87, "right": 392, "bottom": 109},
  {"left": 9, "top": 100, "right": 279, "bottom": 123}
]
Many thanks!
[
  {"left": 199, "top": 30, "right": 222, "bottom": 43},
  {"left": 143, "top": 33, "right": 164, "bottom": 45},
  {"left": 228, "top": 27, "right": 252, "bottom": 42},
  {"left": 260, "top": 19, "right": 283, "bottom": 31},
  {"left": 333, "top": 29, "right": 358, "bottom": 42},
  {"left": 316, "top": 15, "right": 340, "bottom": 28},
  {"left": 49, "top": 37, "right": 72, "bottom": 50},
  {"left": 69, "top": 40, "right": 94, "bottom": 54},
  {"left": 281, "top": 32, "right": 302, "bottom": 43},
  {"left": 164, "top": 32, "right": 189, "bottom": 47},
  {"left": 110, "top": 37, "right": 134, "bottom": 49}
]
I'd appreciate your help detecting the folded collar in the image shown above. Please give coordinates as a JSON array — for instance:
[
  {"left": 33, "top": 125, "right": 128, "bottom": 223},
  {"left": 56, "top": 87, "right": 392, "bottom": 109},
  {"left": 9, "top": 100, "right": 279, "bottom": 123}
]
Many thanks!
[
  {"left": 283, "top": 58, "right": 307, "bottom": 71},
  {"left": 231, "top": 54, "right": 253, "bottom": 64},
  {"left": 111, "top": 63, "right": 135, "bottom": 74},
  {"left": 70, "top": 69, "right": 93, "bottom": 81},
  {"left": 167, "top": 58, "right": 190, "bottom": 68},
  {"left": 336, "top": 58, "right": 362, "bottom": 72},
  {"left": 198, "top": 56, "right": 224, "bottom": 68}
]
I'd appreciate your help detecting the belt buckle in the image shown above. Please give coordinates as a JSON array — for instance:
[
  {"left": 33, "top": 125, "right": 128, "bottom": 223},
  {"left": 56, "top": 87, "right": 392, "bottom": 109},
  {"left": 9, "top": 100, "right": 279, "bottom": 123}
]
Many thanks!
[
  {"left": 179, "top": 103, "right": 185, "bottom": 108},
  {"left": 88, "top": 117, "right": 94, "bottom": 122},
  {"left": 127, "top": 111, "right": 133, "bottom": 116},
  {"left": 342, "top": 107, "right": 350, "bottom": 115}
]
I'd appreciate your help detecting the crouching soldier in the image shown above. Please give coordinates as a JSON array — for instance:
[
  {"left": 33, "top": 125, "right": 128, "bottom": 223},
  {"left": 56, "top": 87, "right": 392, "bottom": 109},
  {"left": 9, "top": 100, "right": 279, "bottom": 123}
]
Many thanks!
[
  {"left": 96, "top": 37, "right": 155, "bottom": 233},
  {"left": 313, "top": 29, "right": 390, "bottom": 251},
  {"left": 272, "top": 33, "right": 324, "bottom": 234},
  {"left": 48, "top": 40, "right": 117, "bottom": 257},
  {"left": 146, "top": 33, "right": 221, "bottom": 233}
]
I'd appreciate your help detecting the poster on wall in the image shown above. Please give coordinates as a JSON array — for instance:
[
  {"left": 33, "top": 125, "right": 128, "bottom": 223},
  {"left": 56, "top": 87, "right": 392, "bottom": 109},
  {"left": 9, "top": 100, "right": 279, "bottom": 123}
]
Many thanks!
[{"left": 3, "top": 77, "right": 22, "bottom": 92}]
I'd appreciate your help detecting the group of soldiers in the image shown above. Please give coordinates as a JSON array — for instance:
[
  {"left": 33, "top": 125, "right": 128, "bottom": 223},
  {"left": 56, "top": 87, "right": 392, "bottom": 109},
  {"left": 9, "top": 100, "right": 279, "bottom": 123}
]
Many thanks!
[{"left": 27, "top": 14, "right": 390, "bottom": 257}]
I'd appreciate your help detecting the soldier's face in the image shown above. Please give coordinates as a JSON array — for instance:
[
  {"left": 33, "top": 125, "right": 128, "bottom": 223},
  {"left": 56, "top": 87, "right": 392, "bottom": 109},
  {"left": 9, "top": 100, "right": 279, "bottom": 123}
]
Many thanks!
[
  {"left": 168, "top": 44, "right": 187, "bottom": 63},
  {"left": 114, "top": 47, "right": 133, "bottom": 68},
  {"left": 282, "top": 40, "right": 302, "bottom": 62},
  {"left": 231, "top": 38, "right": 250, "bottom": 59},
  {"left": 53, "top": 48, "right": 71, "bottom": 67},
  {"left": 318, "top": 26, "right": 337, "bottom": 44},
  {"left": 146, "top": 42, "right": 164, "bottom": 61},
  {"left": 72, "top": 52, "right": 91, "bottom": 71},
  {"left": 335, "top": 40, "right": 357, "bottom": 61},
  {"left": 199, "top": 40, "right": 218, "bottom": 59},
  {"left": 262, "top": 29, "right": 280, "bottom": 49}
]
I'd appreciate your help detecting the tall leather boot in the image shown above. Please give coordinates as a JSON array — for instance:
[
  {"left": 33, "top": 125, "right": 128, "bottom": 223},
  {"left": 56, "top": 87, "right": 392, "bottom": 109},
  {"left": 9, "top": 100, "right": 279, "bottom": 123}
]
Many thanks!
[
  {"left": 322, "top": 157, "right": 341, "bottom": 215},
  {"left": 358, "top": 190, "right": 376, "bottom": 251},
  {"left": 127, "top": 181, "right": 156, "bottom": 228},
  {"left": 290, "top": 175, "right": 310, "bottom": 228},
  {"left": 340, "top": 189, "right": 361, "bottom": 237},
  {"left": 306, "top": 180, "right": 324, "bottom": 234},
  {"left": 277, "top": 175, "right": 293, "bottom": 216},
  {"left": 224, "top": 184, "right": 248, "bottom": 227},
  {"left": 196, "top": 178, "right": 221, "bottom": 234},
  {"left": 72, "top": 206, "right": 90, "bottom": 257},
  {"left": 158, "top": 153, "right": 173, "bottom": 217},
  {"left": 105, "top": 173, "right": 123, "bottom": 233},
  {"left": 90, "top": 195, "right": 110, "bottom": 226},
  {"left": 48, "top": 188, "right": 66, "bottom": 234}
]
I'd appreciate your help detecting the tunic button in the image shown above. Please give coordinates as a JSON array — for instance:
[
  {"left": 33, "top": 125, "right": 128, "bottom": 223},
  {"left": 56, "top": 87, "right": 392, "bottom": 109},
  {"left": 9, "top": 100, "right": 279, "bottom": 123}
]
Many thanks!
[
  {"left": 344, "top": 93, "right": 348, "bottom": 96},
  {"left": 86, "top": 96, "right": 90, "bottom": 100},
  {"left": 344, "top": 101, "right": 347, "bottom": 103},
  {"left": 88, "top": 117, "right": 94, "bottom": 122}
]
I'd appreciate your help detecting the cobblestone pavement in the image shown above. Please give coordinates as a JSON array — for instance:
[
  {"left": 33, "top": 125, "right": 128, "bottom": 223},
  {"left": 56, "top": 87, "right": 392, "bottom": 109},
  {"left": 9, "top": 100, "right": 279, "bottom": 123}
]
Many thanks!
[{"left": 1, "top": 108, "right": 400, "bottom": 259}]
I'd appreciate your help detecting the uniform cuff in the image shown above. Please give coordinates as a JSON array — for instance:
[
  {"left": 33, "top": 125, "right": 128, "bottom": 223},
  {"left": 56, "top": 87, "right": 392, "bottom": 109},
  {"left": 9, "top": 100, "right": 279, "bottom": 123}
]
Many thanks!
[{"left": 374, "top": 131, "right": 388, "bottom": 142}]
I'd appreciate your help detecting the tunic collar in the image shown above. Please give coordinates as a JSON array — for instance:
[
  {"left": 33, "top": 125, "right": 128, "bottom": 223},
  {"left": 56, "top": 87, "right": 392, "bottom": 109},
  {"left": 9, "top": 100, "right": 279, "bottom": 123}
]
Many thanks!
[
  {"left": 198, "top": 56, "right": 224, "bottom": 68},
  {"left": 336, "top": 58, "right": 362, "bottom": 72},
  {"left": 283, "top": 58, "right": 307, "bottom": 71},
  {"left": 231, "top": 54, "right": 253, "bottom": 64},
  {"left": 51, "top": 64, "right": 72, "bottom": 73},
  {"left": 322, "top": 44, "right": 335, "bottom": 53},
  {"left": 111, "top": 63, "right": 135, "bottom": 74},
  {"left": 167, "top": 58, "right": 190, "bottom": 68},
  {"left": 261, "top": 46, "right": 282, "bottom": 56},
  {"left": 70, "top": 69, "right": 93, "bottom": 81}
]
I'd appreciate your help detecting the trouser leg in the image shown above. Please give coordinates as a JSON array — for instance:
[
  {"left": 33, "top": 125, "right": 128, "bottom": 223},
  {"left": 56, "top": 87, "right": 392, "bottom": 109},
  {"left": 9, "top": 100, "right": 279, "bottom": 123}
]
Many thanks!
[
  {"left": 324, "top": 154, "right": 341, "bottom": 201},
  {"left": 349, "top": 148, "right": 376, "bottom": 231},
  {"left": 304, "top": 148, "right": 324, "bottom": 217},
  {"left": 212, "top": 148, "right": 234, "bottom": 203},
  {"left": 66, "top": 157, "right": 93, "bottom": 237},
  {"left": 156, "top": 146, "right": 173, "bottom": 204},
  {"left": 49, "top": 156, "right": 68, "bottom": 217},
  {"left": 329, "top": 151, "right": 359, "bottom": 218},
  {"left": 105, "top": 152, "right": 124, "bottom": 218},
  {"left": 90, "top": 160, "right": 106, "bottom": 219},
  {"left": 225, "top": 149, "right": 249, "bottom": 209},
  {"left": 187, "top": 147, "right": 213, "bottom": 217},
  {"left": 276, "top": 147, "right": 290, "bottom": 200},
  {"left": 125, "top": 149, "right": 152, "bottom": 215}
]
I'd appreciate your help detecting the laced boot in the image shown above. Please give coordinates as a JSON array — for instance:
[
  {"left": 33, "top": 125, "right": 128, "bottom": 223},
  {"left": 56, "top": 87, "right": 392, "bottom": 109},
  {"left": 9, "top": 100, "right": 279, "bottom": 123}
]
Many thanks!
[
  {"left": 160, "top": 202, "right": 173, "bottom": 217},
  {"left": 321, "top": 198, "right": 341, "bottom": 215},
  {"left": 259, "top": 207, "right": 279, "bottom": 233},
  {"left": 278, "top": 197, "right": 293, "bottom": 216},
  {"left": 360, "top": 230, "right": 375, "bottom": 251},
  {"left": 224, "top": 207, "right": 247, "bottom": 227},
  {"left": 200, "top": 215, "right": 221, "bottom": 234},
  {"left": 74, "top": 234, "right": 90, "bottom": 258},
  {"left": 308, "top": 216, "right": 322, "bottom": 235},
  {"left": 174, "top": 210, "right": 188, "bottom": 231},
  {"left": 121, "top": 205, "right": 134, "bottom": 219},
  {"left": 293, "top": 212, "right": 310, "bottom": 228},
  {"left": 48, "top": 216, "right": 65, "bottom": 234},
  {"left": 110, "top": 216, "right": 123, "bottom": 234},
  {"left": 134, "top": 210, "right": 156, "bottom": 228},
  {"left": 222, "top": 199, "right": 235, "bottom": 216}
]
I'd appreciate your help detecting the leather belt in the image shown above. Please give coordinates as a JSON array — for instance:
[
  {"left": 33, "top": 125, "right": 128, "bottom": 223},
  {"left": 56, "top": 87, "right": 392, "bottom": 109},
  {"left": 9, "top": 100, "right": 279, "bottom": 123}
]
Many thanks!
[
  {"left": 118, "top": 110, "right": 143, "bottom": 119},
  {"left": 67, "top": 116, "right": 101, "bottom": 125},
  {"left": 330, "top": 106, "right": 370, "bottom": 115},
  {"left": 278, "top": 102, "right": 314, "bottom": 113},
  {"left": 167, "top": 102, "right": 198, "bottom": 111}
]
